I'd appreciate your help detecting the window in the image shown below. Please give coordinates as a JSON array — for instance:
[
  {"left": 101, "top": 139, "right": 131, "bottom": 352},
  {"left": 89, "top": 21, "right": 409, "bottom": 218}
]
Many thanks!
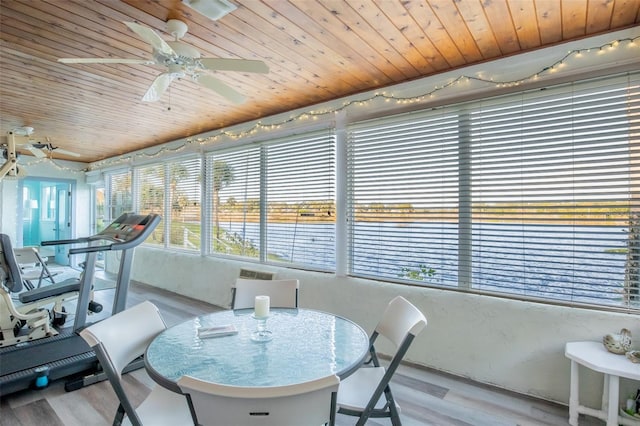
[
  {"left": 133, "top": 157, "right": 202, "bottom": 250},
  {"left": 207, "top": 147, "right": 261, "bottom": 259},
  {"left": 348, "top": 110, "right": 460, "bottom": 285},
  {"left": 469, "top": 75, "right": 639, "bottom": 308},
  {"left": 348, "top": 72, "right": 639, "bottom": 311},
  {"left": 265, "top": 132, "right": 336, "bottom": 269},
  {"left": 136, "top": 164, "right": 165, "bottom": 245},
  {"left": 41, "top": 186, "right": 56, "bottom": 221},
  {"left": 207, "top": 130, "right": 336, "bottom": 269},
  {"left": 94, "top": 186, "right": 106, "bottom": 233},
  {"left": 105, "top": 170, "right": 132, "bottom": 221},
  {"left": 168, "top": 157, "right": 201, "bottom": 251}
]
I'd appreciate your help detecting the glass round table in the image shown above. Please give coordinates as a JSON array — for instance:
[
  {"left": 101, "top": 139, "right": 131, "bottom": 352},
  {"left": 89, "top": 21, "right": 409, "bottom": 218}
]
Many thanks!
[{"left": 145, "top": 308, "right": 370, "bottom": 393}]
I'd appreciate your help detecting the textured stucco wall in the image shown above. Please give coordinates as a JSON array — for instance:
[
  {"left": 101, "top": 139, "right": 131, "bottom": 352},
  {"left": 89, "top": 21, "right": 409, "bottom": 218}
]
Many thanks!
[{"left": 131, "top": 246, "right": 640, "bottom": 407}]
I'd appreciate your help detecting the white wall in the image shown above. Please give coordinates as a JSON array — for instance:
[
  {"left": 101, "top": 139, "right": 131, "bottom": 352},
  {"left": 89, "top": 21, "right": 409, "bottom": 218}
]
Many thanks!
[{"left": 131, "top": 246, "right": 639, "bottom": 407}]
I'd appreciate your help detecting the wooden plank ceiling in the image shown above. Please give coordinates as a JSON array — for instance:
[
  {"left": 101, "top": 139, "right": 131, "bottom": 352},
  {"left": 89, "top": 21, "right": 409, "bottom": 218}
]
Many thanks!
[{"left": 1, "top": 0, "right": 639, "bottom": 163}]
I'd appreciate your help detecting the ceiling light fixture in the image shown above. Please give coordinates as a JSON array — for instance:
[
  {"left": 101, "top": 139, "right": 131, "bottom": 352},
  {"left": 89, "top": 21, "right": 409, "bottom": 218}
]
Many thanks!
[
  {"left": 182, "top": 0, "right": 237, "bottom": 21},
  {"left": 12, "top": 126, "right": 34, "bottom": 136}
]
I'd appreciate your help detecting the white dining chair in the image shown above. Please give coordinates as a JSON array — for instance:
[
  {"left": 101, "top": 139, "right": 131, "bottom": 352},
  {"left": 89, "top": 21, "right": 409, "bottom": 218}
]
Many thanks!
[
  {"left": 178, "top": 373, "right": 340, "bottom": 426},
  {"left": 231, "top": 278, "right": 299, "bottom": 309},
  {"left": 336, "top": 296, "right": 427, "bottom": 426},
  {"left": 79, "top": 301, "right": 192, "bottom": 426}
]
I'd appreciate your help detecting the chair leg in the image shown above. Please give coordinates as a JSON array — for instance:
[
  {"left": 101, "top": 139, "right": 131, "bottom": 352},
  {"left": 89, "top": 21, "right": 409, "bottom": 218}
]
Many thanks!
[
  {"left": 329, "top": 390, "right": 337, "bottom": 426},
  {"left": 389, "top": 401, "right": 402, "bottom": 426},
  {"left": 355, "top": 398, "right": 380, "bottom": 426},
  {"left": 113, "top": 403, "right": 125, "bottom": 426},
  {"left": 386, "top": 386, "right": 402, "bottom": 426}
]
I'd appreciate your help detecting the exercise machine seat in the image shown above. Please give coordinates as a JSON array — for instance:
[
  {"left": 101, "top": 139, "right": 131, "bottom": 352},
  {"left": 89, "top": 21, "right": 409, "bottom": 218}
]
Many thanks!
[{"left": 19, "top": 279, "right": 81, "bottom": 304}]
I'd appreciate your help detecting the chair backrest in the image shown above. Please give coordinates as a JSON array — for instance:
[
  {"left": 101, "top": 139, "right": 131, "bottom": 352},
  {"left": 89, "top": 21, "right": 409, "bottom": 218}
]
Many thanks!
[
  {"left": 0, "top": 234, "right": 25, "bottom": 293},
  {"left": 80, "top": 300, "right": 167, "bottom": 376},
  {"left": 375, "top": 295, "right": 427, "bottom": 350},
  {"left": 13, "top": 247, "right": 42, "bottom": 267},
  {"left": 178, "top": 374, "right": 339, "bottom": 426},
  {"left": 14, "top": 247, "right": 57, "bottom": 289},
  {"left": 79, "top": 301, "right": 167, "bottom": 424},
  {"left": 231, "top": 278, "right": 299, "bottom": 309}
]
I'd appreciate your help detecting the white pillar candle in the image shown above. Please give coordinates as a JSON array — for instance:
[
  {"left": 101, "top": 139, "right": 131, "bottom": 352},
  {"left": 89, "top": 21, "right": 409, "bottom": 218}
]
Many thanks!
[{"left": 254, "top": 295, "right": 270, "bottom": 318}]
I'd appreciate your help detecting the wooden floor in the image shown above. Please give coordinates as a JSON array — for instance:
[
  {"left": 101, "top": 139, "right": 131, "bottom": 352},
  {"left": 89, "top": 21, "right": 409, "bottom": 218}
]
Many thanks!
[{"left": 0, "top": 279, "right": 603, "bottom": 426}]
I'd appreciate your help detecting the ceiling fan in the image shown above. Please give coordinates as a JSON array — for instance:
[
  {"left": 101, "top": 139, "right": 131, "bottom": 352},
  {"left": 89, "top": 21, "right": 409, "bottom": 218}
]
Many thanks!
[
  {"left": 26, "top": 140, "right": 82, "bottom": 159},
  {"left": 4, "top": 127, "right": 81, "bottom": 159},
  {"left": 58, "top": 19, "right": 269, "bottom": 104}
]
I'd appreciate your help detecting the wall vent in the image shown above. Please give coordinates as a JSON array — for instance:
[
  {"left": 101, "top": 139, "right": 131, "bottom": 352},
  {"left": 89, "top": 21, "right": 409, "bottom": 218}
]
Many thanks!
[{"left": 239, "top": 269, "right": 274, "bottom": 280}]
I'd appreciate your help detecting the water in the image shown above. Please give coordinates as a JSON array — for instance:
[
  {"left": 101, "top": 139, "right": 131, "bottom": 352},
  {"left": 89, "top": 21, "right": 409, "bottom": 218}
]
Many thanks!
[{"left": 218, "top": 221, "right": 634, "bottom": 307}]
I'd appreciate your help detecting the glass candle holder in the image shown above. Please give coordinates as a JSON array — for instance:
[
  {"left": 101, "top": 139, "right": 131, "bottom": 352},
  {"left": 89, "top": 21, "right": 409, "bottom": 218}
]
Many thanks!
[{"left": 251, "top": 314, "right": 272, "bottom": 342}]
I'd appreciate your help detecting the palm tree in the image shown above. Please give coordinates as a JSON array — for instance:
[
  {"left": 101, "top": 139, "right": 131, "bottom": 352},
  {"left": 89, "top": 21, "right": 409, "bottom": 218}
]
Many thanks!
[
  {"left": 212, "top": 160, "right": 234, "bottom": 243},
  {"left": 169, "top": 163, "right": 189, "bottom": 214}
]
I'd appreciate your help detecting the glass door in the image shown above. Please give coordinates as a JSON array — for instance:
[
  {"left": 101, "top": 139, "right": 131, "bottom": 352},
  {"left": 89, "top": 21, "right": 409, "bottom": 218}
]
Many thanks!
[{"left": 19, "top": 178, "right": 74, "bottom": 265}]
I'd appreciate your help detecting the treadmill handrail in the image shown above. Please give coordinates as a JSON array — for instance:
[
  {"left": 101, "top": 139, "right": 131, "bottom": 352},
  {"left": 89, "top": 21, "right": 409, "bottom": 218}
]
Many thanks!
[
  {"left": 41, "top": 237, "right": 92, "bottom": 246},
  {"left": 68, "top": 245, "right": 114, "bottom": 255}
]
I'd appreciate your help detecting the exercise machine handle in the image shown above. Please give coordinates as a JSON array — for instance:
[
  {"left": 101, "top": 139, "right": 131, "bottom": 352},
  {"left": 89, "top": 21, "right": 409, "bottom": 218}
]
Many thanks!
[{"left": 41, "top": 237, "right": 92, "bottom": 246}]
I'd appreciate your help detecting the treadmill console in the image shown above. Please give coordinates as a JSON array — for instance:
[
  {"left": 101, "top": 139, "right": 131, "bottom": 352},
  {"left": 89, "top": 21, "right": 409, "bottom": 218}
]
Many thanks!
[{"left": 98, "top": 213, "right": 157, "bottom": 242}]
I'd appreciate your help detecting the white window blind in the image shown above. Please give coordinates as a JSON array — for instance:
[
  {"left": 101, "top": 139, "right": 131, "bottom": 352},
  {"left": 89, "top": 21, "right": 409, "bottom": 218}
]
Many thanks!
[
  {"left": 348, "top": 72, "right": 639, "bottom": 311},
  {"left": 265, "top": 131, "right": 336, "bottom": 270},
  {"left": 206, "top": 130, "right": 336, "bottom": 268},
  {"left": 348, "top": 110, "right": 460, "bottom": 285},
  {"left": 470, "top": 74, "right": 640, "bottom": 309},
  {"left": 207, "top": 147, "right": 261, "bottom": 259},
  {"left": 167, "top": 157, "right": 201, "bottom": 251},
  {"left": 106, "top": 170, "right": 132, "bottom": 221},
  {"left": 135, "top": 163, "right": 165, "bottom": 245}
]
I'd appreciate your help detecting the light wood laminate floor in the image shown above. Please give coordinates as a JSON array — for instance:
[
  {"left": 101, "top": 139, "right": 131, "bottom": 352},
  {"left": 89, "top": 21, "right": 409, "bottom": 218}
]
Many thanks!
[{"left": 1, "top": 280, "right": 604, "bottom": 426}]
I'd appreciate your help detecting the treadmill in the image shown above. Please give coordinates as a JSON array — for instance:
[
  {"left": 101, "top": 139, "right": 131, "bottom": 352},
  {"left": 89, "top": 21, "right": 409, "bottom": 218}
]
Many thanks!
[{"left": 0, "top": 213, "right": 161, "bottom": 396}]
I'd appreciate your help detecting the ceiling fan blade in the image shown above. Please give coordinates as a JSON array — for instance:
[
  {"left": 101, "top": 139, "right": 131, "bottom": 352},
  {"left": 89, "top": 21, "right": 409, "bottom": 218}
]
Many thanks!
[
  {"left": 54, "top": 148, "right": 82, "bottom": 158},
  {"left": 124, "top": 22, "right": 176, "bottom": 57},
  {"left": 142, "top": 73, "right": 176, "bottom": 102},
  {"left": 58, "top": 58, "right": 154, "bottom": 65},
  {"left": 24, "top": 145, "right": 47, "bottom": 158},
  {"left": 199, "top": 58, "right": 269, "bottom": 74},
  {"left": 194, "top": 74, "right": 246, "bottom": 104}
]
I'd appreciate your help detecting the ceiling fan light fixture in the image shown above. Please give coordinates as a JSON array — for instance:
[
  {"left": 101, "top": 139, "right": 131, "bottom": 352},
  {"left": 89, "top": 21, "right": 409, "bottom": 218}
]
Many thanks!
[
  {"left": 13, "top": 126, "right": 34, "bottom": 136},
  {"left": 182, "top": 0, "right": 237, "bottom": 21}
]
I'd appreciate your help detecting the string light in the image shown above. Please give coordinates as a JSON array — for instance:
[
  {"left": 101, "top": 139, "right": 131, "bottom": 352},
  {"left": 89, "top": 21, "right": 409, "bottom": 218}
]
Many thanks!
[
  {"left": 21, "top": 157, "right": 85, "bottom": 174},
  {"left": 90, "top": 35, "right": 639, "bottom": 170}
]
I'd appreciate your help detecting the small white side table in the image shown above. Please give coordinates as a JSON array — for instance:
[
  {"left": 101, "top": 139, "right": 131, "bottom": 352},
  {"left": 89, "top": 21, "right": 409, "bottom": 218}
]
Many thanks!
[{"left": 565, "top": 341, "right": 640, "bottom": 426}]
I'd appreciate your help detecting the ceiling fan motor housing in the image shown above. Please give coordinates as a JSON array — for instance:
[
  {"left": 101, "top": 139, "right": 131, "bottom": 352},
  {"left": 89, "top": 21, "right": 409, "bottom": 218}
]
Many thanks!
[
  {"left": 167, "top": 19, "right": 189, "bottom": 39},
  {"left": 166, "top": 41, "right": 201, "bottom": 60}
]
